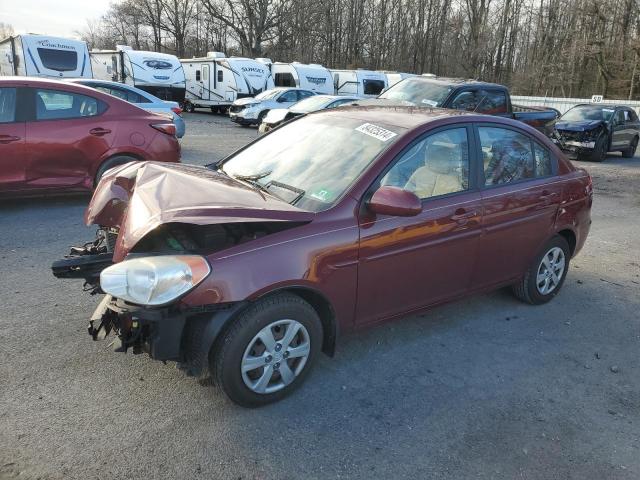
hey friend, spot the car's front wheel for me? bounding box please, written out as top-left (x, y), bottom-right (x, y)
top-left (212, 293), bottom-right (323, 407)
top-left (589, 133), bottom-right (608, 162)
top-left (512, 236), bottom-right (571, 305)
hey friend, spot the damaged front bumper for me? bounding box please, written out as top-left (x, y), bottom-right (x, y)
top-left (89, 294), bottom-right (186, 361)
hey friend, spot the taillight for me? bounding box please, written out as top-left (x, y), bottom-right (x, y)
top-left (151, 123), bottom-right (177, 136)
top-left (171, 106), bottom-right (183, 116)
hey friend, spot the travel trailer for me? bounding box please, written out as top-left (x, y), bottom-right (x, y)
top-left (382, 71), bottom-right (416, 88)
top-left (90, 46), bottom-right (185, 102)
top-left (181, 52), bottom-right (274, 112)
top-left (330, 69), bottom-right (388, 97)
top-left (0, 34), bottom-right (91, 78)
top-left (260, 60), bottom-right (333, 94)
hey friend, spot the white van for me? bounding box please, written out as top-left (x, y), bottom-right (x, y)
top-left (267, 61), bottom-right (333, 94)
top-left (90, 46), bottom-right (185, 102)
top-left (181, 52), bottom-right (274, 112)
top-left (0, 34), bottom-right (92, 78)
top-left (330, 69), bottom-right (388, 97)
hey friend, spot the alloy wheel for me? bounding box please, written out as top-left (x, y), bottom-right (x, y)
top-left (536, 246), bottom-right (566, 295)
top-left (241, 319), bottom-right (311, 394)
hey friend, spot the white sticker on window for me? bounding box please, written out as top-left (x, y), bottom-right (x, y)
top-left (355, 123), bottom-right (398, 142)
top-left (421, 99), bottom-right (438, 107)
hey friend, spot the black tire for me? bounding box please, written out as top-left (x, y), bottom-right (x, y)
top-left (211, 293), bottom-right (322, 407)
top-left (94, 155), bottom-right (137, 188)
top-left (589, 134), bottom-right (608, 162)
top-left (622, 136), bottom-right (638, 158)
top-left (184, 102), bottom-right (195, 113)
top-left (257, 110), bottom-right (268, 124)
top-left (512, 235), bottom-right (571, 305)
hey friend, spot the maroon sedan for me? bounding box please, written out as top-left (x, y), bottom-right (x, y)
top-left (0, 77), bottom-right (180, 197)
top-left (53, 107), bottom-right (592, 407)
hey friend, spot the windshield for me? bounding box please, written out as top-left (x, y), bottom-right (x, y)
top-left (220, 116), bottom-right (404, 212)
top-left (255, 89), bottom-right (280, 100)
top-left (291, 96), bottom-right (332, 112)
top-left (379, 78), bottom-right (452, 106)
top-left (561, 105), bottom-right (614, 122)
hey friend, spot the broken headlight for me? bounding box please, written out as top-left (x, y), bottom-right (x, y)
top-left (100, 256), bottom-right (210, 306)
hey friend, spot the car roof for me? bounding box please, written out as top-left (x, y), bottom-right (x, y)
top-left (571, 103), bottom-right (629, 110)
top-left (314, 105), bottom-right (510, 129)
top-left (405, 76), bottom-right (505, 90)
top-left (66, 79), bottom-right (159, 100)
top-left (0, 76), bottom-right (122, 97)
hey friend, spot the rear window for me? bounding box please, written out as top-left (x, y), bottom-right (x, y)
top-left (37, 48), bottom-right (78, 72)
top-left (35, 89), bottom-right (105, 120)
top-left (0, 88), bottom-right (17, 123)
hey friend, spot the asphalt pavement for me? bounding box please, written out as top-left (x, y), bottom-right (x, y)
top-left (1, 112), bottom-right (639, 479)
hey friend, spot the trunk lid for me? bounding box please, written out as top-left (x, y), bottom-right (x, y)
top-left (86, 161), bottom-right (314, 262)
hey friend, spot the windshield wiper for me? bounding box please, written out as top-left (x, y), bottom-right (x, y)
top-left (234, 170), bottom-right (272, 182)
top-left (265, 180), bottom-right (306, 205)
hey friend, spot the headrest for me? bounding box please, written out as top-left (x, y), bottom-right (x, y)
top-left (426, 144), bottom-right (455, 174)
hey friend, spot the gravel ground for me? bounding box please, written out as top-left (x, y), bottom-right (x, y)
top-left (1, 112), bottom-right (639, 480)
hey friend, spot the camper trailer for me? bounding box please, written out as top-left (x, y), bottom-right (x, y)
top-left (330, 69), bottom-right (388, 97)
top-left (0, 34), bottom-right (91, 78)
top-left (382, 71), bottom-right (416, 88)
top-left (181, 53), bottom-right (274, 112)
top-left (90, 46), bottom-right (185, 102)
top-left (267, 62), bottom-right (333, 94)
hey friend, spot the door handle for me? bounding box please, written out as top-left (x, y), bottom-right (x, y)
top-left (450, 208), bottom-right (478, 225)
top-left (89, 128), bottom-right (112, 136)
top-left (0, 135), bottom-right (20, 144)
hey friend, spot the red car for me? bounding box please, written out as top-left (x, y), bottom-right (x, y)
top-left (0, 77), bottom-right (180, 197)
top-left (53, 107), bottom-right (592, 407)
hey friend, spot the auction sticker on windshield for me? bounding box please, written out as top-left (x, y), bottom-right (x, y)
top-left (421, 99), bottom-right (438, 107)
top-left (355, 123), bottom-right (398, 142)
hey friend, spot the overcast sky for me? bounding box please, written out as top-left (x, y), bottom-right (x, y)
top-left (0, 0), bottom-right (113, 38)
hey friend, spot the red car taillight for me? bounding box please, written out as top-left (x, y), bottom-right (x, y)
top-left (151, 123), bottom-right (177, 136)
top-left (171, 106), bottom-right (183, 116)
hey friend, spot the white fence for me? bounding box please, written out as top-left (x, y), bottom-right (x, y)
top-left (511, 95), bottom-right (640, 115)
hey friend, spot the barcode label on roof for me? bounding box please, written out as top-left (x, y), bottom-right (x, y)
top-left (355, 123), bottom-right (398, 142)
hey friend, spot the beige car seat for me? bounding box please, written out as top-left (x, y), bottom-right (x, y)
top-left (404, 144), bottom-right (463, 198)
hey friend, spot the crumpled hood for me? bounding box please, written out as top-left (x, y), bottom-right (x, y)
top-left (233, 97), bottom-right (260, 107)
top-left (555, 120), bottom-right (605, 132)
top-left (86, 162), bottom-right (314, 262)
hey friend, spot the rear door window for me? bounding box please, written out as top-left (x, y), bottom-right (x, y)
top-left (35, 89), bottom-right (104, 120)
top-left (0, 88), bottom-right (17, 123)
top-left (479, 126), bottom-right (535, 185)
top-left (37, 48), bottom-right (78, 72)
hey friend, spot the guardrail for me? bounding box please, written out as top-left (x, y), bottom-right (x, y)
top-left (511, 95), bottom-right (640, 115)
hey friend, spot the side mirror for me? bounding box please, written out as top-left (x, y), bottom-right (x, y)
top-left (367, 186), bottom-right (422, 217)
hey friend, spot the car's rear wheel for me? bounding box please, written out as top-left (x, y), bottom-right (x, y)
top-left (212, 293), bottom-right (322, 407)
top-left (512, 236), bottom-right (571, 305)
top-left (94, 155), bottom-right (137, 188)
top-left (184, 102), bottom-right (195, 113)
top-left (622, 136), bottom-right (638, 158)
top-left (589, 134), bottom-right (608, 162)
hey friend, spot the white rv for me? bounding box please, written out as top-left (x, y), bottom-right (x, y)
top-left (0, 34), bottom-right (91, 78)
top-left (90, 46), bottom-right (185, 102)
top-left (382, 72), bottom-right (416, 88)
top-left (181, 53), bottom-right (274, 112)
top-left (267, 61), bottom-right (333, 94)
top-left (330, 69), bottom-right (388, 97)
